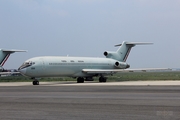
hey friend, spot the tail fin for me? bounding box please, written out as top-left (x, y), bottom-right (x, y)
top-left (0, 49), bottom-right (27, 66)
top-left (104, 41), bottom-right (152, 62)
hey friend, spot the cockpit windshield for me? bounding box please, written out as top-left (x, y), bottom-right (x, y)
top-left (18, 61), bottom-right (35, 70)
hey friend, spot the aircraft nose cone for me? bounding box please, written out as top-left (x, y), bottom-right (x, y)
top-left (18, 68), bottom-right (27, 75)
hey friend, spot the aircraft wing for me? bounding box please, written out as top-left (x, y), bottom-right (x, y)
top-left (0, 72), bottom-right (20, 75)
top-left (82, 68), bottom-right (171, 74)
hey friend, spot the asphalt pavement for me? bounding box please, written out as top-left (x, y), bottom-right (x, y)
top-left (0, 82), bottom-right (179, 120)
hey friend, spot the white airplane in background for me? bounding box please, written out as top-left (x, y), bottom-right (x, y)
top-left (18, 41), bottom-right (169, 85)
top-left (0, 49), bottom-right (26, 75)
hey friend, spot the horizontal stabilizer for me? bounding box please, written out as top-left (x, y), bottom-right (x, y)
top-left (115, 42), bottom-right (153, 47)
top-left (1, 49), bottom-right (27, 52)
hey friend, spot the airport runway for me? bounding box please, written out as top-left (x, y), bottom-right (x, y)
top-left (0, 81), bottom-right (180, 120)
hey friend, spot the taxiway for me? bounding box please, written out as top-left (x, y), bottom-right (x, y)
top-left (0, 81), bottom-right (179, 120)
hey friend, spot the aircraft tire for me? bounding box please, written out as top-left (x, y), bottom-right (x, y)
top-left (32, 80), bottom-right (39, 85)
top-left (77, 77), bottom-right (84, 83)
top-left (99, 77), bottom-right (107, 82)
top-left (99, 77), bottom-right (103, 82)
top-left (103, 78), bottom-right (107, 82)
top-left (36, 81), bottom-right (39, 85)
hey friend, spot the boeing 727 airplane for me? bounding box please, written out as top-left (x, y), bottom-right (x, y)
top-left (0, 49), bottom-right (26, 75)
top-left (18, 41), bottom-right (168, 85)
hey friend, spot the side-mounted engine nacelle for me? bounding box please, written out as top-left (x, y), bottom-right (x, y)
top-left (104, 51), bottom-right (116, 57)
top-left (114, 61), bottom-right (130, 69)
top-left (104, 51), bottom-right (121, 60)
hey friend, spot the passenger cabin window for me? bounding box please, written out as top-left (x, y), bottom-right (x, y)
top-left (78, 60), bottom-right (84, 62)
top-left (31, 67), bottom-right (35, 70)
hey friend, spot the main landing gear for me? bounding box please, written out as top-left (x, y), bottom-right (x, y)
top-left (33, 80), bottom-right (39, 85)
top-left (32, 78), bottom-right (39, 85)
top-left (77, 77), bottom-right (84, 83)
top-left (99, 76), bottom-right (107, 82)
top-left (77, 76), bottom-right (107, 83)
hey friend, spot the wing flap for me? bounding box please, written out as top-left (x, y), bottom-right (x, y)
top-left (0, 72), bottom-right (20, 75)
top-left (82, 68), bottom-right (171, 74)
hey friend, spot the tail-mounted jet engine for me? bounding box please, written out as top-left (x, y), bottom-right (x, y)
top-left (104, 51), bottom-right (116, 57)
top-left (104, 51), bottom-right (121, 60)
top-left (114, 61), bottom-right (130, 69)
top-left (104, 51), bottom-right (130, 69)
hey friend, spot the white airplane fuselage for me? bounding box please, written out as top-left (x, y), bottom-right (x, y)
top-left (19, 56), bottom-right (128, 78)
top-left (18, 41), bottom-right (155, 85)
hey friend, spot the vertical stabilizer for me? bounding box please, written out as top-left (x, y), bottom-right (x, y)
top-left (0, 49), bottom-right (27, 66)
top-left (104, 41), bottom-right (152, 62)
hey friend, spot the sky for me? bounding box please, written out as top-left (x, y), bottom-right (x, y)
top-left (0, 0), bottom-right (180, 69)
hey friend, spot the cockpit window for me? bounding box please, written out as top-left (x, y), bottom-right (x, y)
top-left (18, 61), bottom-right (34, 70)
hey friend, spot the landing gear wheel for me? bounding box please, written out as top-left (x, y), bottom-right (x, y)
top-left (77, 77), bottom-right (84, 83)
top-left (32, 80), bottom-right (39, 85)
top-left (99, 77), bottom-right (107, 82)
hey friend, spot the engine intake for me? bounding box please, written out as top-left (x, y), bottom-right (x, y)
top-left (115, 62), bottom-right (119, 66)
top-left (104, 51), bottom-right (108, 56)
top-left (103, 51), bottom-right (120, 60)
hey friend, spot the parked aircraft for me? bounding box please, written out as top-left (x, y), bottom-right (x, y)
top-left (0, 49), bottom-right (26, 75)
top-left (18, 41), bottom-right (169, 85)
